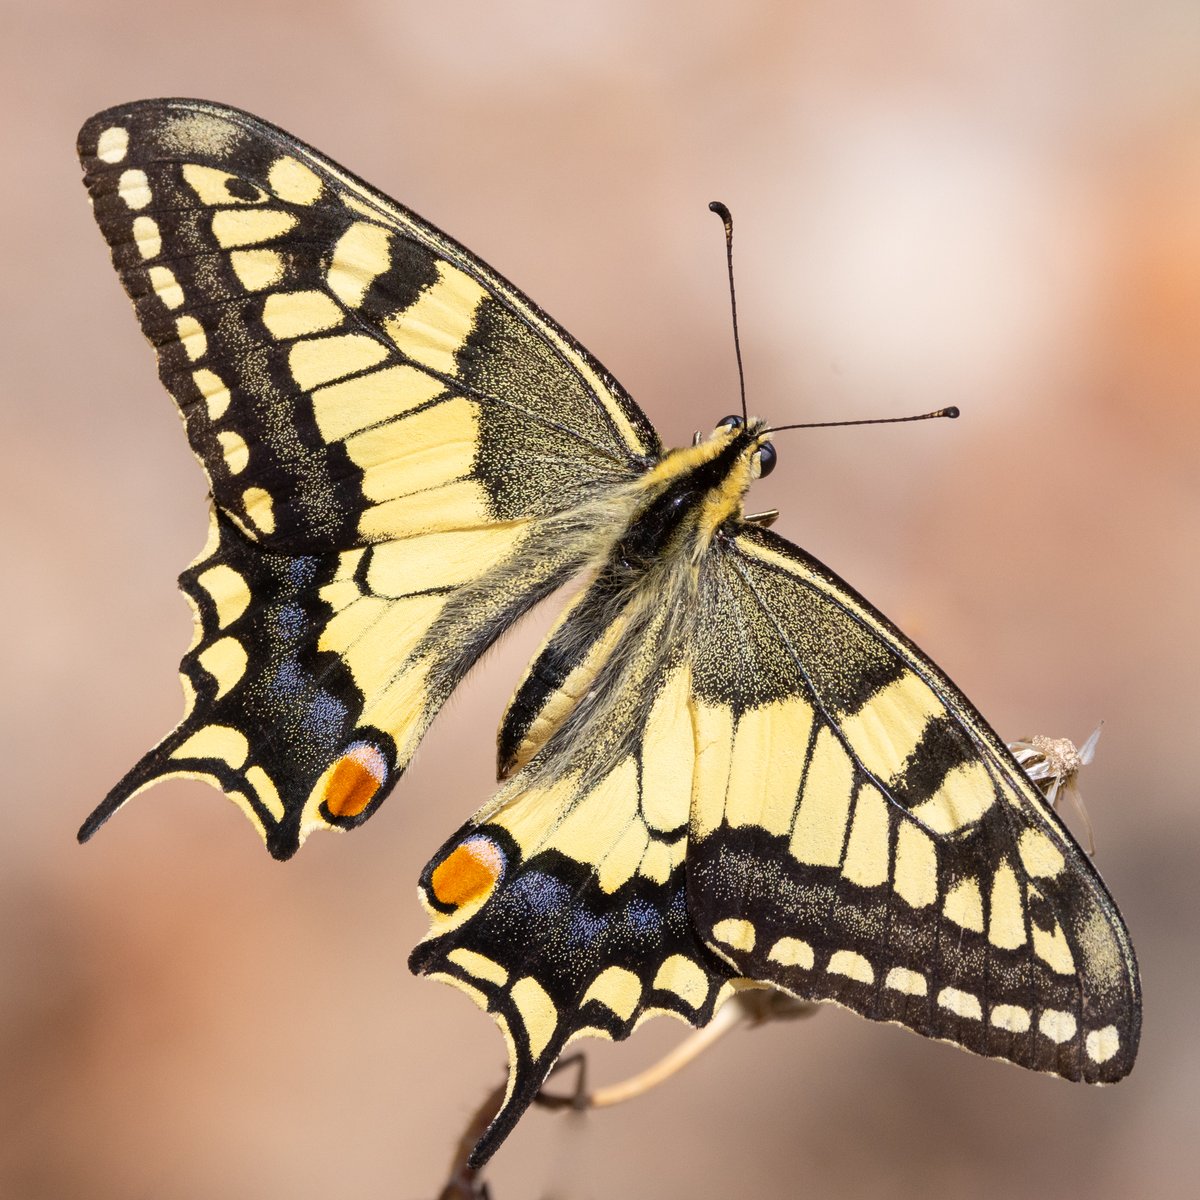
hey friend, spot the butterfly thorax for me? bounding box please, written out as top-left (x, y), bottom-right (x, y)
top-left (490, 420), bottom-right (770, 792)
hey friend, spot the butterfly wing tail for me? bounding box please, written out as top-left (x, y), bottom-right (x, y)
top-left (79, 721), bottom-right (308, 861)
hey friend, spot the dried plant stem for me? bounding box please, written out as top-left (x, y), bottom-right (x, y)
top-left (537, 990), bottom-right (818, 1111)
top-left (588, 1000), bottom-right (745, 1107)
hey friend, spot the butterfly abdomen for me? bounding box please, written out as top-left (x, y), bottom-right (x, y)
top-left (494, 425), bottom-right (767, 784)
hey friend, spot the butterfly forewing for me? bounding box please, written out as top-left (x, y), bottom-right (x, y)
top-left (77, 99), bottom-right (659, 857)
top-left (686, 525), bottom-right (1139, 1083)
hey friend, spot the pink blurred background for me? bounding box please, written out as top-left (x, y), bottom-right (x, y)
top-left (4, 2), bottom-right (1198, 1196)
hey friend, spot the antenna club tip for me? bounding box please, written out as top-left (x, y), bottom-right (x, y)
top-left (709, 200), bottom-right (731, 220)
top-left (942, 406), bottom-right (960, 419)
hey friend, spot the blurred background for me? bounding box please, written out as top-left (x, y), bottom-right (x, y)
top-left (3, 1), bottom-right (1198, 1196)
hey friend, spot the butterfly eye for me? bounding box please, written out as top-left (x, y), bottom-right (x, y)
top-left (717, 414), bottom-right (743, 431)
top-left (756, 441), bottom-right (777, 477)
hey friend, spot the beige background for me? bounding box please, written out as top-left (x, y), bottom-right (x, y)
top-left (4, 1), bottom-right (1198, 1196)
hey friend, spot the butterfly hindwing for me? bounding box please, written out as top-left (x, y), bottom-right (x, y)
top-left (77, 99), bottom-right (660, 856)
top-left (411, 472), bottom-right (782, 1163)
top-left (686, 525), bottom-right (1140, 1082)
top-left (84, 507), bottom-right (584, 858)
top-left (412, 658), bottom-right (736, 1165)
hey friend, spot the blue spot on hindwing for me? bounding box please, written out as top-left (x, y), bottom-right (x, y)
top-left (622, 898), bottom-right (662, 943)
top-left (508, 871), bottom-right (572, 918)
top-left (276, 602), bottom-right (306, 641)
top-left (289, 557), bottom-right (318, 587)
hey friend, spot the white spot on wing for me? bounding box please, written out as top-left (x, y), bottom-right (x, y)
top-left (652, 955), bottom-right (709, 1008)
top-left (148, 265), bottom-right (183, 310)
top-left (268, 155), bottom-right (324, 204)
top-left (884, 966), bottom-right (927, 996)
top-left (990, 1004), bottom-right (1031, 1033)
top-left (230, 249), bottom-right (284, 292)
top-left (175, 315), bottom-right (207, 360)
top-left (97, 126), bottom-right (129, 163)
top-left (1018, 828), bottom-right (1066, 878)
top-left (132, 215), bottom-right (160, 258)
top-left (767, 937), bottom-right (814, 969)
top-left (192, 369), bottom-right (231, 419)
top-left (1086, 1025), bottom-right (1119, 1063)
top-left (827, 950), bottom-right (873, 984)
top-left (711, 918), bottom-right (756, 953)
top-left (118, 169), bottom-right (151, 210)
top-left (937, 987), bottom-right (982, 1020)
top-left (447, 948), bottom-right (509, 987)
top-left (1038, 1009), bottom-right (1077, 1044)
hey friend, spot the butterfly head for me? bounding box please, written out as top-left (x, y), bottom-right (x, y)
top-left (631, 415), bottom-right (779, 560)
top-left (713, 414), bottom-right (777, 479)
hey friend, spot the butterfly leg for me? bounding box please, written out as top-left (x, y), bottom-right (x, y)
top-left (743, 509), bottom-right (779, 527)
top-left (534, 1053), bottom-right (590, 1111)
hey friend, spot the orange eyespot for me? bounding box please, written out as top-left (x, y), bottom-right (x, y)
top-left (430, 835), bottom-right (506, 910)
top-left (322, 742), bottom-right (388, 818)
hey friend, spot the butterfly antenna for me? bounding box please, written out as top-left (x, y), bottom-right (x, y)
top-left (768, 407), bottom-right (959, 434)
top-left (710, 201), bottom-right (748, 424)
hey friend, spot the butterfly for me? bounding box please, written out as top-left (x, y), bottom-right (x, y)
top-left (77, 99), bottom-right (1141, 1166)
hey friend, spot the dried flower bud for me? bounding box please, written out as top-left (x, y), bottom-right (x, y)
top-left (1009, 726), bottom-right (1101, 855)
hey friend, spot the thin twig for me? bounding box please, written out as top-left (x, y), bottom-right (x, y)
top-left (437, 1081), bottom-right (505, 1200)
